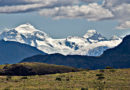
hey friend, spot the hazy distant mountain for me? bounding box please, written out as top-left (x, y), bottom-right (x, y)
top-left (21, 35), bottom-right (130, 69)
top-left (0, 23), bottom-right (122, 56)
top-left (0, 40), bottom-right (46, 64)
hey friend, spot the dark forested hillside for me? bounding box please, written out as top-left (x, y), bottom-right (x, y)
top-left (21, 35), bottom-right (130, 69)
top-left (0, 62), bottom-right (80, 76)
top-left (0, 40), bottom-right (46, 64)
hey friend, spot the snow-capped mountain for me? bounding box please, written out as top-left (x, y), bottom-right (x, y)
top-left (0, 23), bottom-right (122, 56)
top-left (0, 24), bottom-right (49, 46)
top-left (110, 35), bottom-right (121, 40)
top-left (83, 30), bottom-right (107, 43)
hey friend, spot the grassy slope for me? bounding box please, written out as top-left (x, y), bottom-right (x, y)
top-left (0, 65), bottom-right (5, 69)
top-left (0, 68), bottom-right (130, 89)
top-left (0, 63), bottom-right (79, 76)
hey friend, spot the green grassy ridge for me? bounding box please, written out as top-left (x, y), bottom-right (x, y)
top-left (0, 68), bottom-right (130, 89)
top-left (0, 62), bottom-right (80, 76)
top-left (0, 65), bottom-right (5, 69)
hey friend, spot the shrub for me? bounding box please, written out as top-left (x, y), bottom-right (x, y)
top-left (105, 66), bottom-right (113, 69)
top-left (96, 73), bottom-right (104, 77)
top-left (14, 80), bottom-right (19, 82)
top-left (55, 77), bottom-right (62, 81)
top-left (81, 88), bottom-right (88, 90)
top-left (21, 76), bottom-right (28, 79)
top-left (97, 76), bottom-right (105, 80)
top-left (6, 76), bottom-right (12, 81)
top-left (99, 69), bottom-right (105, 73)
top-left (66, 78), bottom-right (70, 81)
top-left (96, 73), bottom-right (105, 80)
top-left (86, 68), bottom-right (90, 71)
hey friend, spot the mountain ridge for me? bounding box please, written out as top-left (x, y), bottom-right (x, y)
top-left (0, 23), bottom-right (122, 56)
top-left (21, 35), bottom-right (130, 69)
top-left (0, 40), bottom-right (46, 64)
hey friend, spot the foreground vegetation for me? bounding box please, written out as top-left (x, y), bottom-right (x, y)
top-left (0, 67), bottom-right (130, 89)
top-left (0, 63), bottom-right (79, 76)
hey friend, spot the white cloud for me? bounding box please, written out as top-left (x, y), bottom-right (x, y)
top-left (112, 4), bottom-right (130, 21)
top-left (0, 0), bottom-right (77, 13)
top-left (116, 21), bottom-right (130, 29)
top-left (0, 4), bottom-right (44, 13)
top-left (103, 0), bottom-right (130, 29)
top-left (0, 0), bottom-right (130, 30)
top-left (103, 0), bottom-right (130, 8)
top-left (80, 0), bottom-right (99, 3)
top-left (40, 3), bottom-right (113, 21)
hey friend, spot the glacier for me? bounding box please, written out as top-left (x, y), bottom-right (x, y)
top-left (0, 23), bottom-right (122, 56)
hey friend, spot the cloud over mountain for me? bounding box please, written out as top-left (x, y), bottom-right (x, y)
top-left (116, 21), bottom-right (130, 30)
top-left (0, 0), bottom-right (130, 29)
top-left (80, 0), bottom-right (99, 3)
top-left (39, 3), bottom-right (113, 21)
top-left (0, 0), bottom-right (77, 13)
top-left (103, 0), bottom-right (130, 29)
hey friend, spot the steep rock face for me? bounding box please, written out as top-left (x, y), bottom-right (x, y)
top-left (0, 40), bottom-right (46, 64)
top-left (103, 35), bottom-right (130, 55)
top-left (21, 35), bottom-right (130, 69)
top-left (0, 24), bottom-right (122, 56)
top-left (99, 35), bottom-right (130, 68)
top-left (83, 30), bottom-right (107, 43)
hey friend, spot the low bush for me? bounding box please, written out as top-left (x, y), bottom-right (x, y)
top-left (96, 73), bottom-right (105, 80)
top-left (97, 76), bottom-right (105, 80)
top-left (96, 73), bottom-right (104, 77)
top-left (55, 77), bottom-right (62, 81)
top-left (6, 76), bottom-right (12, 81)
top-left (105, 66), bottom-right (113, 69)
top-left (99, 69), bottom-right (105, 73)
top-left (81, 88), bottom-right (88, 90)
top-left (66, 78), bottom-right (70, 81)
top-left (21, 76), bottom-right (28, 79)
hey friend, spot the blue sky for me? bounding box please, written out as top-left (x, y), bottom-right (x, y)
top-left (0, 0), bottom-right (129, 38)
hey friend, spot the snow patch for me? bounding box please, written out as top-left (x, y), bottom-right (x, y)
top-left (0, 24), bottom-right (123, 56)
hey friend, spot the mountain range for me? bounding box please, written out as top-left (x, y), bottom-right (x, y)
top-left (0, 40), bottom-right (46, 64)
top-left (21, 35), bottom-right (130, 69)
top-left (0, 23), bottom-right (122, 56)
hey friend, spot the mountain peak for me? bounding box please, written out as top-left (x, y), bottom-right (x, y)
top-left (0, 24), bottom-right (49, 47)
top-left (0, 24), bottom-right (122, 56)
top-left (15, 23), bottom-right (38, 33)
top-left (83, 30), bottom-right (107, 42)
top-left (83, 30), bottom-right (98, 38)
top-left (87, 30), bottom-right (97, 33)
